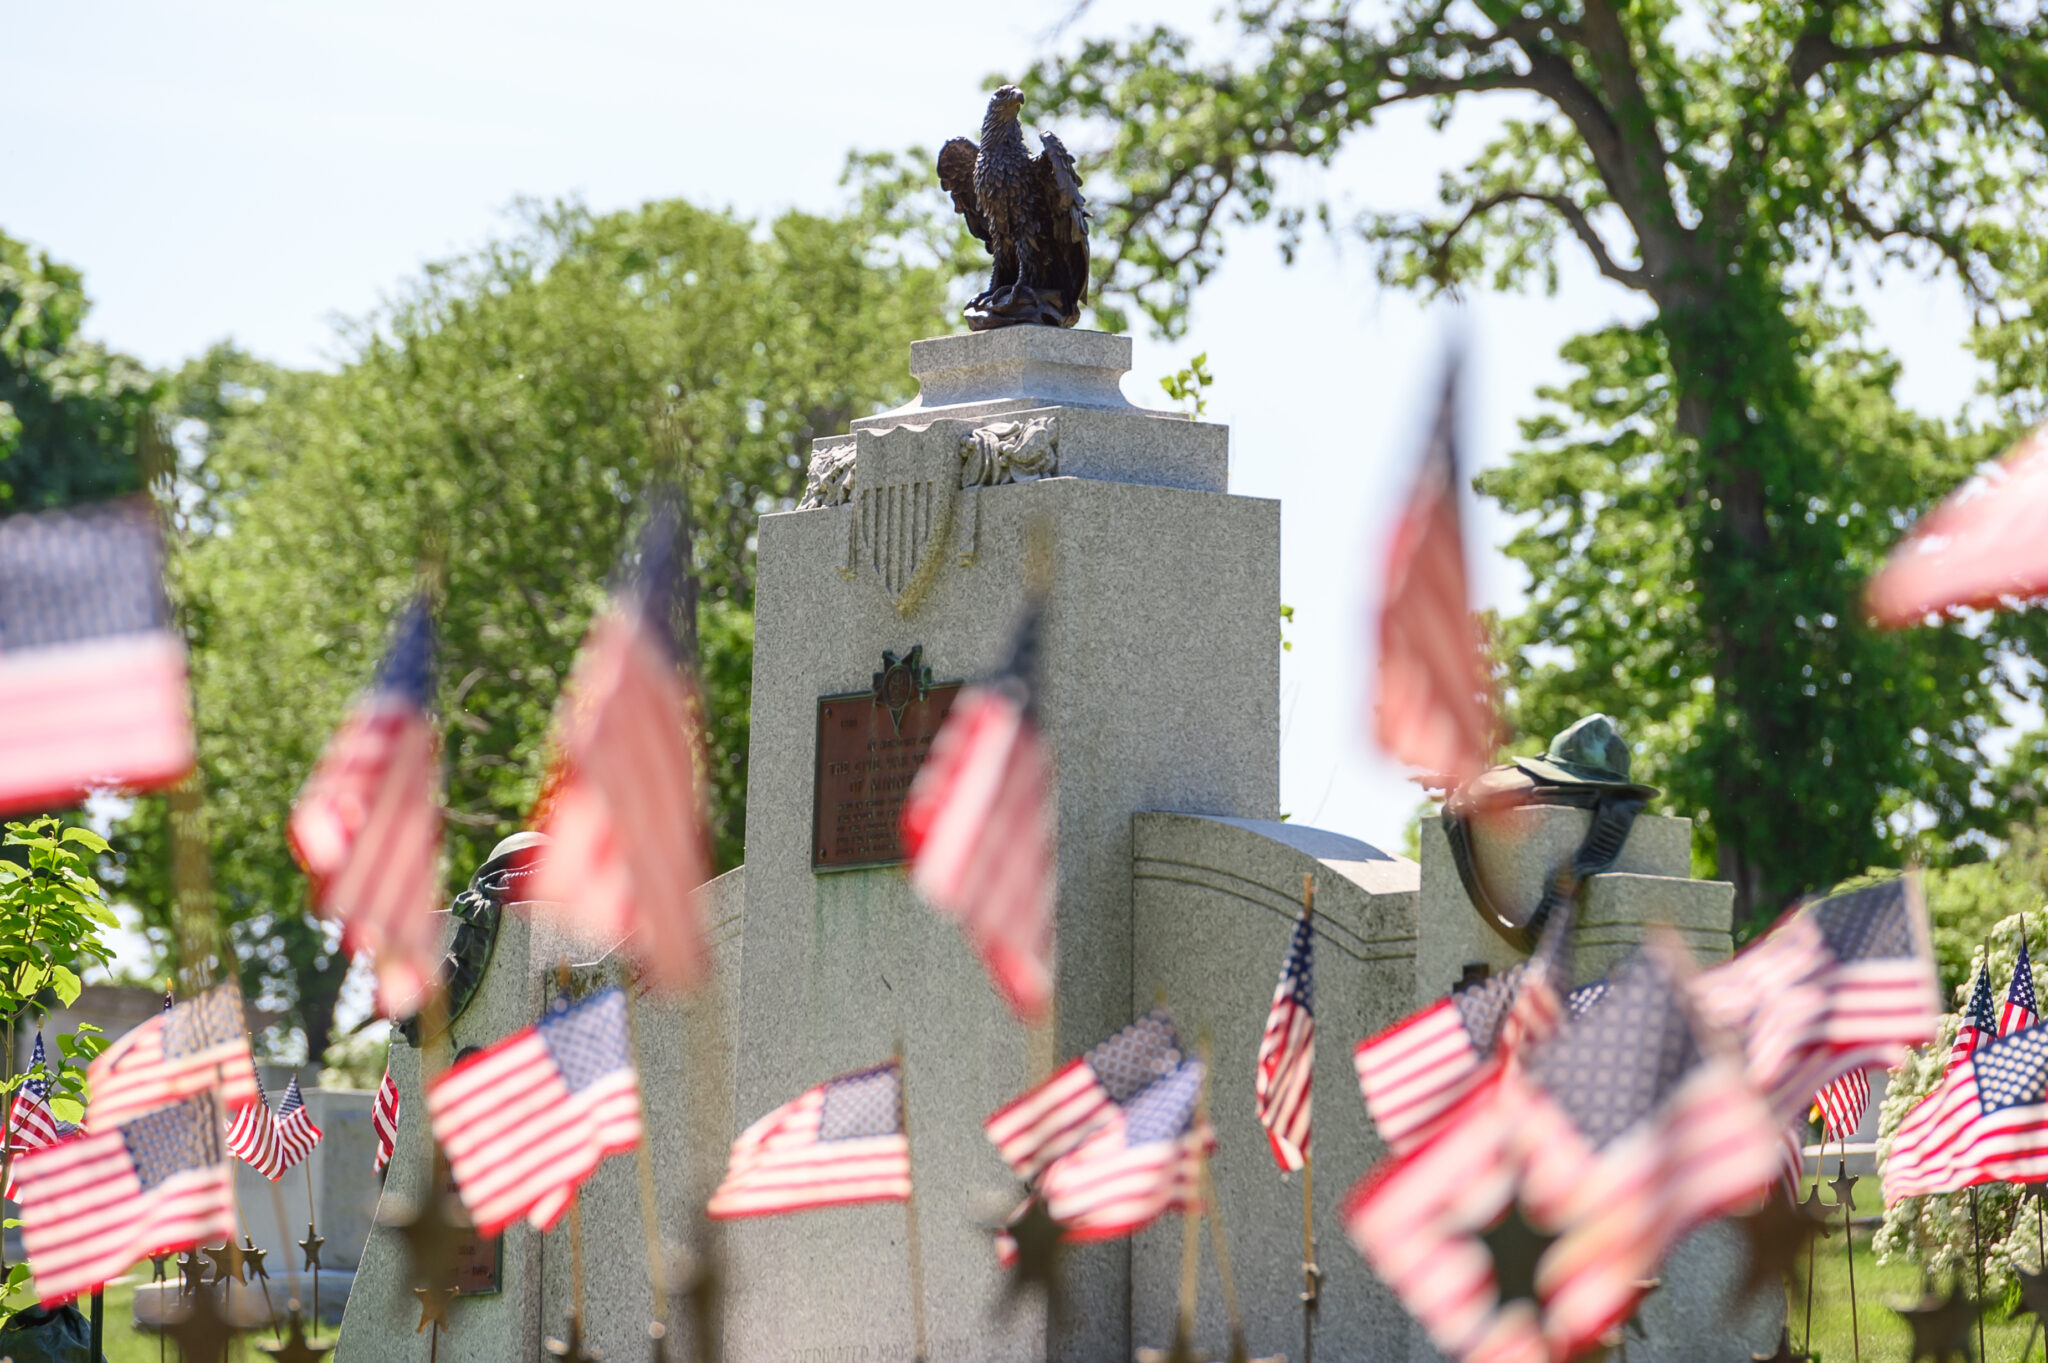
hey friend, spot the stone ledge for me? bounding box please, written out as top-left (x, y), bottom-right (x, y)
top-left (859, 327), bottom-right (1188, 428)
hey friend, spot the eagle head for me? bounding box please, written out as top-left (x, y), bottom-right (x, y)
top-left (985, 85), bottom-right (1026, 125)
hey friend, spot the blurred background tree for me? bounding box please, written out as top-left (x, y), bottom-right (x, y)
top-left (109, 186), bottom-right (955, 1064)
top-left (0, 229), bottom-right (158, 511)
top-left (1024, 0), bottom-right (2048, 927)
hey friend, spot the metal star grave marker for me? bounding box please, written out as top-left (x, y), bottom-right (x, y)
top-left (239, 1235), bottom-right (270, 1283)
top-left (999, 1196), bottom-right (1067, 1325)
top-left (165, 1275), bottom-right (238, 1363)
top-left (413, 1285), bottom-right (459, 1333)
top-left (298, 1223), bottom-right (326, 1273)
top-left (201, 1241), bottom-right (240, 1286)
top-left (1480, 1202), bottom-right (1558, 1309)
top-left (177, 1249), bottom-right (205, 1297)
top-left (1892, 1280), bottom-right (1977, 1363)
top-left (1731, 1193), bottom-right (1828, 1302)
top-left (257, 1309), bottom-right (334, 1363)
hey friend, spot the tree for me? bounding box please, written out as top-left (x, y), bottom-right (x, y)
top-left (0, 229), bottom-right (158, 511)
top-left (0, 817), bottom-right (118, 1320)
top-left (115, 190), bottom-right (954, 1064)
top-left (1025, 0), bottom-right (2048, 919)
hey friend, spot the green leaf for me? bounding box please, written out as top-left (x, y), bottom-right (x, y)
top-left (59, 826), bottom-right (109, 854)
top-left (48, 1094), bottom-right (83, 1123)
top-left (48, 963), bottom-right (80, 1007)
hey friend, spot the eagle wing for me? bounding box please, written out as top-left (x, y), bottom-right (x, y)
top-left (1031, 131), bottom-right (1091, 313)
top-left (937, 137), bottom-right (990, 245)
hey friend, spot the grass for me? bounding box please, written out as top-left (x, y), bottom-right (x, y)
top-left (66, 1280), bottom-right (339, 1363)
top-left (1788, 1176), bottom-right (2038, 1363)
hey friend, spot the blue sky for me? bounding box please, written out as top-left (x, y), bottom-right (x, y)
top-left (7, 0), bottom-right (1989, 867)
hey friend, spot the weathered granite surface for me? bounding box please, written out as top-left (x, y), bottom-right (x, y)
top-left (1131, 813), bottom-right (1419, 1362)
top-left (729, 367), bottom-right (1279, 1363)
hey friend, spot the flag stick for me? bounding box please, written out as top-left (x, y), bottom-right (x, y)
top-left (304, 1161), bottom-right (320, 1330)
top-left (1198, 1162), bottom-right (1246, 1363)
top-left (234, 1195), bottom-right (284, 1340)
top-left (1297, 873), bottom-right (1320, 1363)
top-left (555, 962), bottom-right (590, 1343)
top-left (625, 988), bottom-right (672, 1355)
top-left (88, 1286), bottom-right (102, 1362)
top-left (1803, 1138), bottom-right (1819, 1354)
top-left (1839, 1138), bottom-right (1858, 1363)
top-left (1175, 1164), bottom-right (1202, 1358)
top-left (1970, 1184), bottom-right (1986, 1363)
top-left (893, 1044), bottom-right (929, 1363)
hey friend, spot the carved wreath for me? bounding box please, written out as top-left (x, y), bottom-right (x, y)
top-left (797, 416), bottom-right (1059, 509)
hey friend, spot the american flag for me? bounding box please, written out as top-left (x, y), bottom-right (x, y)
top-left (289, 597), bottom-right (444, 1019)
top-left (1867, 421), bottom-right (2048, 626)
top-left (372, 1066), bottom-right (400, 1174)
top-left (224, 1068), bottom-right (281, 1179)
top-left (15, 1092), bottom-right (234, 1304)
top-left (2004, 940), bottom-right (2040, 1037)
top-left (1885, 1021), bottom-right (2048, 1202)
top-left (1815, 1069), bottom-right (1871, 1143)
top-left (5, 1034), bottom-right (72, 1199)
top-left (706, 1061), bottom-right (911, 1219)
top-left (901, 597), bottom-right (1055, 1023)
top-left (428, 986), bottom-right (643, 1236)
top-left (985, 1011), bottom-right (1186, 1182)
top-left (86, 983), bottom-right (260, 1131)
top-left (1950, 964), bottom-right (1997, 1072)
top-left (1344, 941), bottom-right (1779, 1362)
top-left (1352, 904), bottom-right (1581, 1158)
top-left (531, 498), bottom-right (714, 993)
top-left (273, 1075), bottom-right (323, 1174)
top-left (1032, 1054), bottom-right (1208, 1247)
top-left (1256, 904), bottom-right (1314, 1172)
top-left (0, 499), bottom-right (194, 815)
top-left (1693, 876), bottom-right (1938, 1124)
top-left (1372, 356), bottom-right (1495, 786)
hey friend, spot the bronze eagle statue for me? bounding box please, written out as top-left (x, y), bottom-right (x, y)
top-left (938, 85), bottom-right (1090, 331)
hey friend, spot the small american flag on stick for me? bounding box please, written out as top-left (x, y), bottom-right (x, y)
top-left (372, 1066), bottom-right (400, 1174)
top-left (1693, 876), bottom-right (1938, 1124)
top-left (15, 1092), bottom-right (234, 1304)
top-left (4, 1033), bottom-right (73, 1200)
top-left (901, 597), bottom-right (1055, 1022)
top-left (86, 983), bottom-right (259, 1131)
top-left (1950, 965), bottom-right (1998, 1071)
top-left (1345, 941), bottom-right (1779, 1362)
top-left (289, 598), bottom-right (443, 1019)
top-left (2004, 939), bottom-right (2039, 1037)
top-left (1372, 356), bottom-right (1496, 786)
top-left (1256, 899), bottom-right (1314, 1173)
top-left (531, 496), bottom-right (714, 993)
top-left (1353, 902), bottom-right (1580, 1158)
top-left (0, 499), bottom-right (194, 814)
top-left (224, 1068), bottom-right (280, 1179)
top-left (273, 1074), bottom-right (323, 1174)
top-left (428, 987), bottom-right (644, 1236)
top-left (985, 1011), bottom-right (1186, 1182)
top-left (1814, 1069), bottom-right (1871, 1143)
top-left (1885, 1021), bottom-right (2048, 1202)
top-left (1029, 1054), bottom-right (1207, 1249)
top-left (706, 1061), bottom-right (911, 1219)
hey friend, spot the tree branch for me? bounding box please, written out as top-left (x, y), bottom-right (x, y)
top-left (1429, 189), bottom-right (1652, 292)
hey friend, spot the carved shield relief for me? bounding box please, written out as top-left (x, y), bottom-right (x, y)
top-left (841, 426), bottom-right (959, 615)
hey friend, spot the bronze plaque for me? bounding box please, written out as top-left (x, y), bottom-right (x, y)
top-left (813, 650), bottom-right (961, 872)
top-left (451, 1223), bottom-right (502, 1296)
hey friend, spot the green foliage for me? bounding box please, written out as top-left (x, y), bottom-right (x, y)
top-left (1159, 352), bottom-right (1214, 418)
top-left (0, 230), bottom-right (159, 511)
top-left (1024, 0), bottom-right (2048, 918)
top-left (1479, 314), bottom-right (2048, 921)
top-left (0, 817), bottom-right (117, 1312)
top-left (112, 193), bottom-right (951, 1062)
